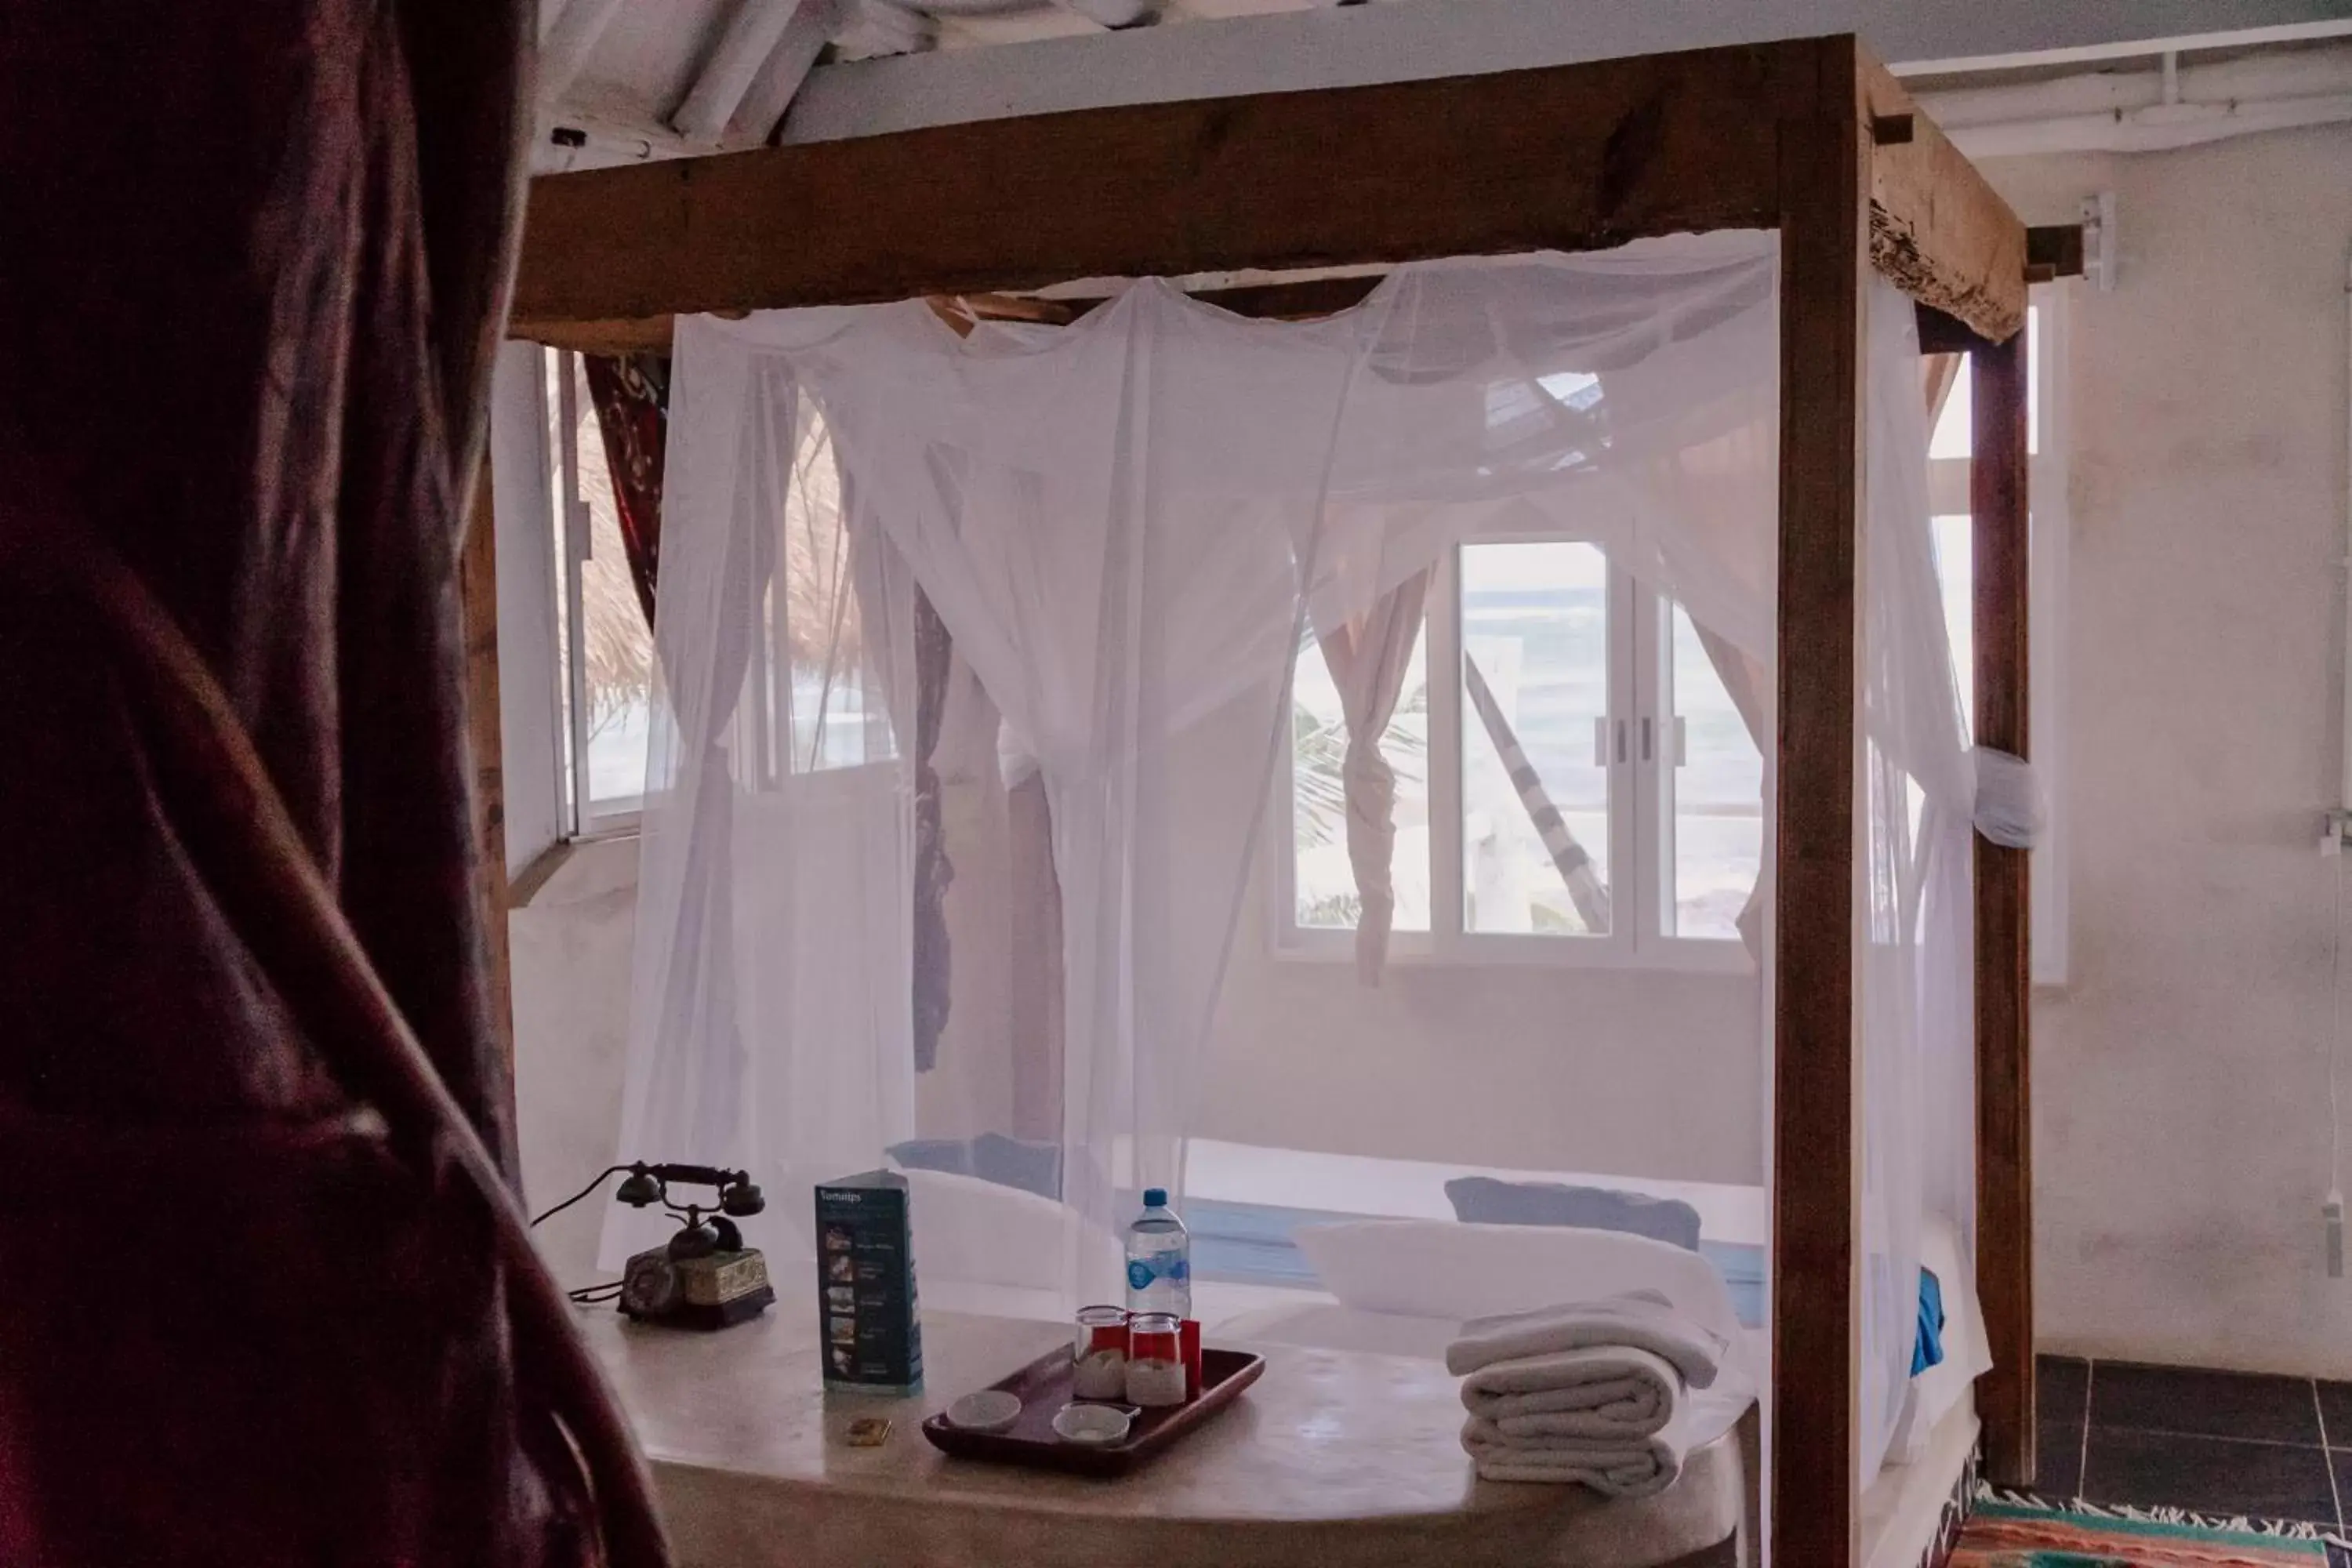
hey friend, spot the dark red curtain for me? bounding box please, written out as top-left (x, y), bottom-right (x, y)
top-left (0, 5), bottom-right (658, 1564)
top-left (584, 354), bottom-right (669, 627)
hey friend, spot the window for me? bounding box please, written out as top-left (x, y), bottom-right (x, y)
top-left (754, 388), bottom-right (900, 782)
top-left (1924, 288), bottom-right (2071, 985)
top-left (1279, 287), bottom-right (2070, 975)
top-left (1279, 534), bottom-right (1762, 969)
top-left (547, 348), bottom-right (652, 834)
top-left (514, 350), bottom-right (895, 846)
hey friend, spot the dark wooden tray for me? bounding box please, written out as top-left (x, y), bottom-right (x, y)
top-left (920, 1344), bottom-right (1265, 1477)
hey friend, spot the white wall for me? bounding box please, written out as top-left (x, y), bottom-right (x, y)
top-left (512, 836), bottom-right (640, 1292)
top-left (1987, 125), bottom-right (2352, 1375)
top-left (1194, 868), bottom-right (1762, 1187)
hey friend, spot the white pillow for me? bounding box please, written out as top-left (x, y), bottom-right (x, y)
top-left (898, 1166), bottom-right (1120, 1295)
top-left (1292, 1219), bottom-right (1747, 1360)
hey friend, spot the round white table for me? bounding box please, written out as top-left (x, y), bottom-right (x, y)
top-left (577, 1298), bottom-right (1751, 1567)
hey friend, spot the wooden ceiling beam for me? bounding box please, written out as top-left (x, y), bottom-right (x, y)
top-left (1860, 45), bottom-right (2029, 341)
top-left (512, 41), bottom-right (1798, 334)
top-left (514, 37), bottom-right (2029, 344)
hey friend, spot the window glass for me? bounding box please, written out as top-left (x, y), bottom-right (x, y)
top-left (1291, 625), bottom-right (1430, 931)
top-left (566, 355), bottom-right (652, 818)
top-left (1665, 604), bottom-right (1763, 940)
top-left (1460, 541), bottom-right (1610, 936)
top-left (771, 401), bottom-right (898, 775)
top-left (545, 351), bottom-right (576, 819)
top-left (1927, 305), bottom-right (2040, 461)
top-left (1933, 514), bottom-right (1974, 733)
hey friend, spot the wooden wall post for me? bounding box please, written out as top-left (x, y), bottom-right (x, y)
top-left (461, 461), bottom-right (517, 1082)
top-left (1770, 35), bottom-right (1869, 1566)
top-left (1971, 325), bottom-right (2034, 1486)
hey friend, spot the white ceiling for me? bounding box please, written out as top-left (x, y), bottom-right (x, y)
top-left (532, 0), bottom-right (2352, 169)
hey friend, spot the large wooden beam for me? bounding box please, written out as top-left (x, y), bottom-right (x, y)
top-left (516, 38), bottom-right (2022, 344)
top-left (1970, 323), bottom-right (2035, 1487)
top-left (1861, 49), bottom-right (2028, 341)
top-left (514, 42), bottom-right (1800, 332)
top-left (1770, 34), bottom-right (1868, 1567)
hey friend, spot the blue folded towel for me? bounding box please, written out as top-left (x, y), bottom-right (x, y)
top-left (1913, 1267), bottom-right (1947, 1375)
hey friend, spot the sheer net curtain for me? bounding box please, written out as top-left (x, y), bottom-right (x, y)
top-left (611, 240), bottom-right (1798, 1290)
top-left (607, 243), bottom-right (1976, 1476)
top-left (1857, 280), bottom-right (1982, 1483)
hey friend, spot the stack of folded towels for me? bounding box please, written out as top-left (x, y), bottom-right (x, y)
top-left (1446, 1289), bottom-right (1729, 1498)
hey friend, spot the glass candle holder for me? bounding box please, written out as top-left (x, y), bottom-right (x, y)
top-left (1124, 1312), bottom-right (1186, 1406)
top-left (1072, 1305), bottom-right (1130, 1400)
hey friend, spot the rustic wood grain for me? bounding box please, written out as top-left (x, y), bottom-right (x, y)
top-left (1771, 34), bottom-right (1867, 1567)
top-left (512, 44), bottom-right (1798, 329)
top-left (1860, 49), bottom-right (2028, 343)
top-left (1971, 324), bottom-right (2034, 1487)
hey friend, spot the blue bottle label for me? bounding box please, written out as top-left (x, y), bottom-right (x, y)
top-left (1127, 1255), bottom-right (1189, 1292)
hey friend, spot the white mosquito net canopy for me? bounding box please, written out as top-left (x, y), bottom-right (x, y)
top-left (604, 230), bottom-right (1981, 1488)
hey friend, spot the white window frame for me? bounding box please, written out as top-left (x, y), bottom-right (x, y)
top-left (1273, 521), bottom-right (1755, 975)
top-left (495, 345), bottom-right (647, 843)
top-left (1926, 283), bottom-right (2071, 986)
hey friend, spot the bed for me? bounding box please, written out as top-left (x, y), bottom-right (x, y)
top-left (509, 32), bottom-right (2045, 1563)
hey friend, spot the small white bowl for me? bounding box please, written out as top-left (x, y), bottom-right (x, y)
top-left (946, 1390), bottom-right (1023, 1433)
top-left (1051, 1403), bottom-right (1131, 1446)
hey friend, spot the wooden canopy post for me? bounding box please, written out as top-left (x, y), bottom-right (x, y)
top-left (1770, 35), bottom-right (1870, 1565)
top-left (1970, 322), bottom-right (2034, 1487)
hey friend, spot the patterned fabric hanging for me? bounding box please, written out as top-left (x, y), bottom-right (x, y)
top-left (913, 593), bottom-right (955, 1072)
top-left (583, 353), bottom-right (669, 627)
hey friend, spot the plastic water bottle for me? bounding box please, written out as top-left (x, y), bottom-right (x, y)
top-left (1124, 1188), bottom-right (1192, 1318)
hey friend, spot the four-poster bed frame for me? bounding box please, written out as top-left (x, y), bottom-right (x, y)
top-left (496, 34), bottom-right (2047, 1563)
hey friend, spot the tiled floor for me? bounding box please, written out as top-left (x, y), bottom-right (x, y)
top-left (2035, 1353), bottom-right (2350, 1531)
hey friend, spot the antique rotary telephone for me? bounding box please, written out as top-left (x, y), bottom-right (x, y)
top-left (536, 1161), bottom-right (776, 1329)
top-left (613, 1162), bottom-right (776, 1328)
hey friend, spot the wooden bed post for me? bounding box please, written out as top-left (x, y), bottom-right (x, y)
top-left (1771, 34), bottom-right (1869, 1566)
top-left (1971, 324), bottom-right (2034, 1486)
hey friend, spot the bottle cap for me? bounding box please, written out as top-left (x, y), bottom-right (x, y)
top-left (1142, 1188), bottom-right (1167, 1208)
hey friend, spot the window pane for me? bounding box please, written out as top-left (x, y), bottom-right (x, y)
top-left (1291, 624), bottom-right (1430, 931)
top-left (1928, 303), bottom-right (2040, 460)
top-left (545, 350), bottom-right (576, 821)
top-left (1666, 604), bottom-right (1763, 940)
top-left (1933, 514), bottom-right (1973, 733)
top-left (1929, 354), bottom-right (1971, 459)
top-left (1460, 541), bottom-right (1610, 936)
top-left (774, 401), bottom-right (898, 775)
top-left (569, 356), bottom-right (652, 815)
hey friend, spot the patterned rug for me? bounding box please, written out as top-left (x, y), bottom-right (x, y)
top-left (1954, 1489), bottom-right (2332, 1566)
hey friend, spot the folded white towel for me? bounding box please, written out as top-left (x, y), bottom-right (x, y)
top-left (1445, 1290), bottom-right (1726, 1391)
top-left (1461, 1344), bottom-right (1680, 1439)
top-left (1461, 1405), bottom-right (1693, 1498)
